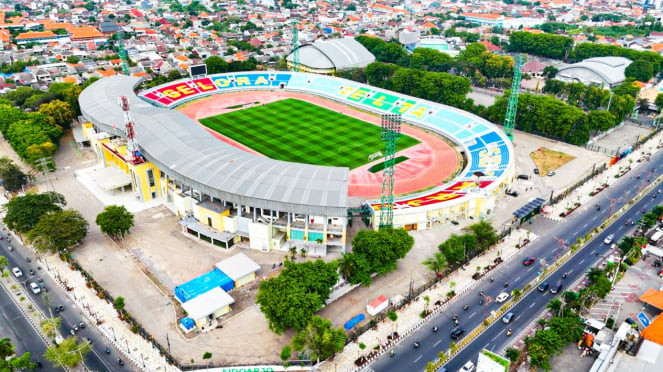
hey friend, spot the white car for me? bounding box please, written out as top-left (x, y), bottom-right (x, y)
top-left (496, 292), bottom-right (509, 303)
top-left (459, 361), bottom-right (476, 372)
top-left (29, 282), bottom-right (41, 294)
top-left (603, 234), bottom-right (614, 244)
top-left (11, 267), bottom-right (22, 277)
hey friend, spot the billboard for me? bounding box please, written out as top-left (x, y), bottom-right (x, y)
top-left (189, 63), bottom-right (207, 77)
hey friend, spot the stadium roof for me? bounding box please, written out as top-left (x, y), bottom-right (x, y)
top-left (78, 75), bottom-right (349, 216)
top-left (556, 57), bottom-right (632, 87)
top-left (287, 37), bottom-right (375, 70)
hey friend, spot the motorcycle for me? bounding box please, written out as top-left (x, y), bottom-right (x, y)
top-left (432, 326), bottom-right (438, 333)
top-left (479, 299), bottom-right (484, 305)
top-left (463, 304), bottom-right (469, 310)
top-left (413, 342), bottom-right (420, 349)
top-left (105, 348), bottom-right (111, 354)
top-left (504, 282), bottom-right (509, 288)
top-left (390, 350), bottom-right (396, 357)
top-left (118, 359), bottom-right (124, 366)
top-left (562, 272), bottom-right (568, 279)
top-left (506, 329), bottom-right (513, 337)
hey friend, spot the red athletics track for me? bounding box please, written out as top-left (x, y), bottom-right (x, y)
top-left (177, 91), bottom-right (460, 199)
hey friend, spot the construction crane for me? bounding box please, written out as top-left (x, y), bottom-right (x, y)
top-left (503, 54), bottom-right (523, 141)
top-left (291, 20), bottom-right (300, 72)
top-left (379, 114), bottom-right (402, 229)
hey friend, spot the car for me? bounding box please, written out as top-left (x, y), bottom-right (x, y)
top-left (547, 171), bottom-right (556, 176)
top-left (450, 327), bottom-right (465, 339)
top-left (516, 174), bottom-right (530, 180)
top-left (496, 292), bottom-right (509, 303)
top-left (505, 189), bottom-right (519, 197)
top-left (523, 257), bottom-right (536, 266)
top-left (29, 282), bottom-right (41, 294)
top-left (534, 168), bottom-right (539, 175)
top-left (25, 256), bottom-right (31, 262)
top-left (459, 361), bottom-right (476, 372)
top-left (502, 312), bottom-right (515, 324)
top-left (550, 281), bottom-right (563, 294)
top-left (537, 282), bottom-right (550, 292)
top-left (11, 267), bottom-right (22, 277)
top-left (603, 234), bottom-right (614, 244)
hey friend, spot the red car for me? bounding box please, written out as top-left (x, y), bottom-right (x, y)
top-left (523, 257), bottom-right (536, 266)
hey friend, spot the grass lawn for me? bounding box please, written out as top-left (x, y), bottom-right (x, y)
top-left (198, 98), bottom-right (420, 169)
top-left (530, 147), bottom-right (575, 174)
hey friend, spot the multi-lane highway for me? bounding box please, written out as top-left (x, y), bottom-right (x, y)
top-left (1, 229), bottom-right (131, 371)
top-left (371, 149), bottom-right (663, 372)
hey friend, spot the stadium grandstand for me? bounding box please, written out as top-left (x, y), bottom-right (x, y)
top-left (285, 37), bottom-right (375, 74)
top-left (78, 72), bottom-right (514, 254)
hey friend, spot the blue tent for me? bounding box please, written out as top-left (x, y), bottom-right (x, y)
top-left (174, 268), bottom-right (235, 303)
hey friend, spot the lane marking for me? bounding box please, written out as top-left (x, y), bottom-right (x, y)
top-left (529, 302), bottom-right (536, 309)
top-left (469, 311), bottom-right (476, 319)
top-left (515, 276), bottom-right (521, 282)
top-left (579, 259), bottom-right (585, 265)
top-left (414, 356), bottom-right (422, 363)
top-left (434, 340), bottom-right (442, 347)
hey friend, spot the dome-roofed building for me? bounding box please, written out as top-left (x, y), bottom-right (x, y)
top-left (555, 57), bottom-right (632, 88)
top-left (286, 37), bottom-right (375, 75)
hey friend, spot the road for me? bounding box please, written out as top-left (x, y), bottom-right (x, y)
top-left (1, 231), bottom-right (131, 371)
top-left (371, 151), bottom-right (663, 372)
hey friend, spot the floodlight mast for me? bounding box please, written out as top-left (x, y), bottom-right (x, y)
top-left (379, 114), bottom-right (402, 229)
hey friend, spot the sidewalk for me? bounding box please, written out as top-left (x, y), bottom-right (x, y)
top-left (41, 253), bottom-right (180, 372)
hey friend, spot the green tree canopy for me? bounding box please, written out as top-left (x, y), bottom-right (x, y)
top-left (291, 315), bottom-right (347, 363)
top-left (422, 252), bottom-right (448, 274)
top-left (351, 228), bottom-right (414, 275)
top-left (0, 338), bottom-right (35, 371)
top-left (204, 55), bottom-right (229, 74)
top-left (95, 205), bottom-right (135, 239)
top-left (38, 100), bottom-right (75, 129)
top-left (625, 59), bottom-right (654, 82)
top-left (0, 157), bottom-right (28, 192)
top-left (26, 209), bottom-right (89, 253)
top-left (44, 337), bottom-right (92, 368)
top-left (3, 192), bottom-right (66, 233)
top-left (336, 252), bottom-right (372, 286)
top-left (465, 220), bottom-right (498, 251)
top-left (256, 260), bottom-right (338, 334)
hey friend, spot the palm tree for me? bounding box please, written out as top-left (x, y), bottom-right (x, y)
top-left (537, 318), bottom-right (547, 330)
top-left (289, 246), bottom-right (297, 261)
top-left (546, 298), bottom-right (562, 315)
top-left (44, 337), bottom-right (92, 368)
top-left (337, 253), bottom-right (357, 282)
top-left (422, 252), bottom-right (447, 275)
top-left (299, 248), bottom-right (307, 260)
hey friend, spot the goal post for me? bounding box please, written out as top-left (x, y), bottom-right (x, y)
top-left (368, 151), bottom-right (383, 161)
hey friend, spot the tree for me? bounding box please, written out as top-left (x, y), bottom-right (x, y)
top-left (26, 209), bottom-right (89, 253)
top-left (336, 252), bottom-right (372, 286)
top-left (637, 98), bottom-right (650, 113)
top-left (0, 338), bottom-right (35, 371)
top-left (40, 317), bottom-right (62, 339)
top-left (95, 205), bottom-right (135, 240)
top-left (654, 93), bottom-right (663, 112)
top-left (624, 59), bottom-right (654, 82)
top-left (3, 192), bottom-right (66, 233)
top-left (505, 347), bottom-right (520, 362)
top-left (292, 315), bottom-right (347, 364)
top-left (280, 345), bottom-right (292, 366)
top-left (202, 352), bottom-right (212, 367)
top-left (113, 296), bottom-right (126, 314)
top-left (351, 228), bottom-right (413, 276)
top-left (542, 65), bottom-right (558, 79)
top-left (0, 255), bottom-right (7, 273)
top-left (204, 55), bottom-right (228, 74)
top-left (546, 298), bottom-right (562, 315)
top-left (422, 252), bottom-right (447, 275)
top-left (0, 157), bottom-right (28, 192)
top-left (38, 100), bottom-right (75, 129)
top-left (44, 337), bottom-right (92, 368)
top-left (256, 260), bottom-right (338, 333)
top-left (465, 220), bottom-right (498, 251)
top-left (587, 110), bottom-right (616, 134)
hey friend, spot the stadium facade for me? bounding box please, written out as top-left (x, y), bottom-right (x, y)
top-left (285, 37), bottom-right (375, 74)
top-left (78, 72), bottom-right (515, 253)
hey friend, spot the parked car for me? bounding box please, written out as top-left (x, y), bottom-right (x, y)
top-left (505, 189), bottom-right (519, 197)
top-left (517, 174), bottom-right (530, 180)
top-left (547, 171), bottom-right (556, 176)
top-left (496, 292), bottom-right (509, 303)
top-left (534, 168), bottom-right (540, 175)
top-left (502, 312), bottom-right (515, 324)
top-left (11, 267), bottom-right (22, 277)
top-left (29, 282), bottom-right (41, 294)
top-left (523, 257), bottom-right (536, 266)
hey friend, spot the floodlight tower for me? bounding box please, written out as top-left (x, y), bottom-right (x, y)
top-left (116, 32), bottom-right (130, 76)
top-left (503, 54), bottom-right (524, 141)
top-left (291, 20), bottom-right (300, 72)
top-left (118, 96), bottom-right (143, 164)
top-left (379, 114), bottom-right (402, 229)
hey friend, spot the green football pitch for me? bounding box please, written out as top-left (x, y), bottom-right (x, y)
top-left (198, 98), bottom-right (420, 169)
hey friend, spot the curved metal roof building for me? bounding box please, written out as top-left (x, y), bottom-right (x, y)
top-left (79, 75), bottom-right (349, 217)
top-left (556, 57), bottom-right (632, 88)
top-left (286, 37), bottom-right (375, 71)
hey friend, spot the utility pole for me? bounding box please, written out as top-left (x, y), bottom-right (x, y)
top-left (554, 236), bottom-right (568, 261)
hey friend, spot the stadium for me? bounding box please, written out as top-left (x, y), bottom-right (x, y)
top-left (78, 71), bottom-right (515, 254)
